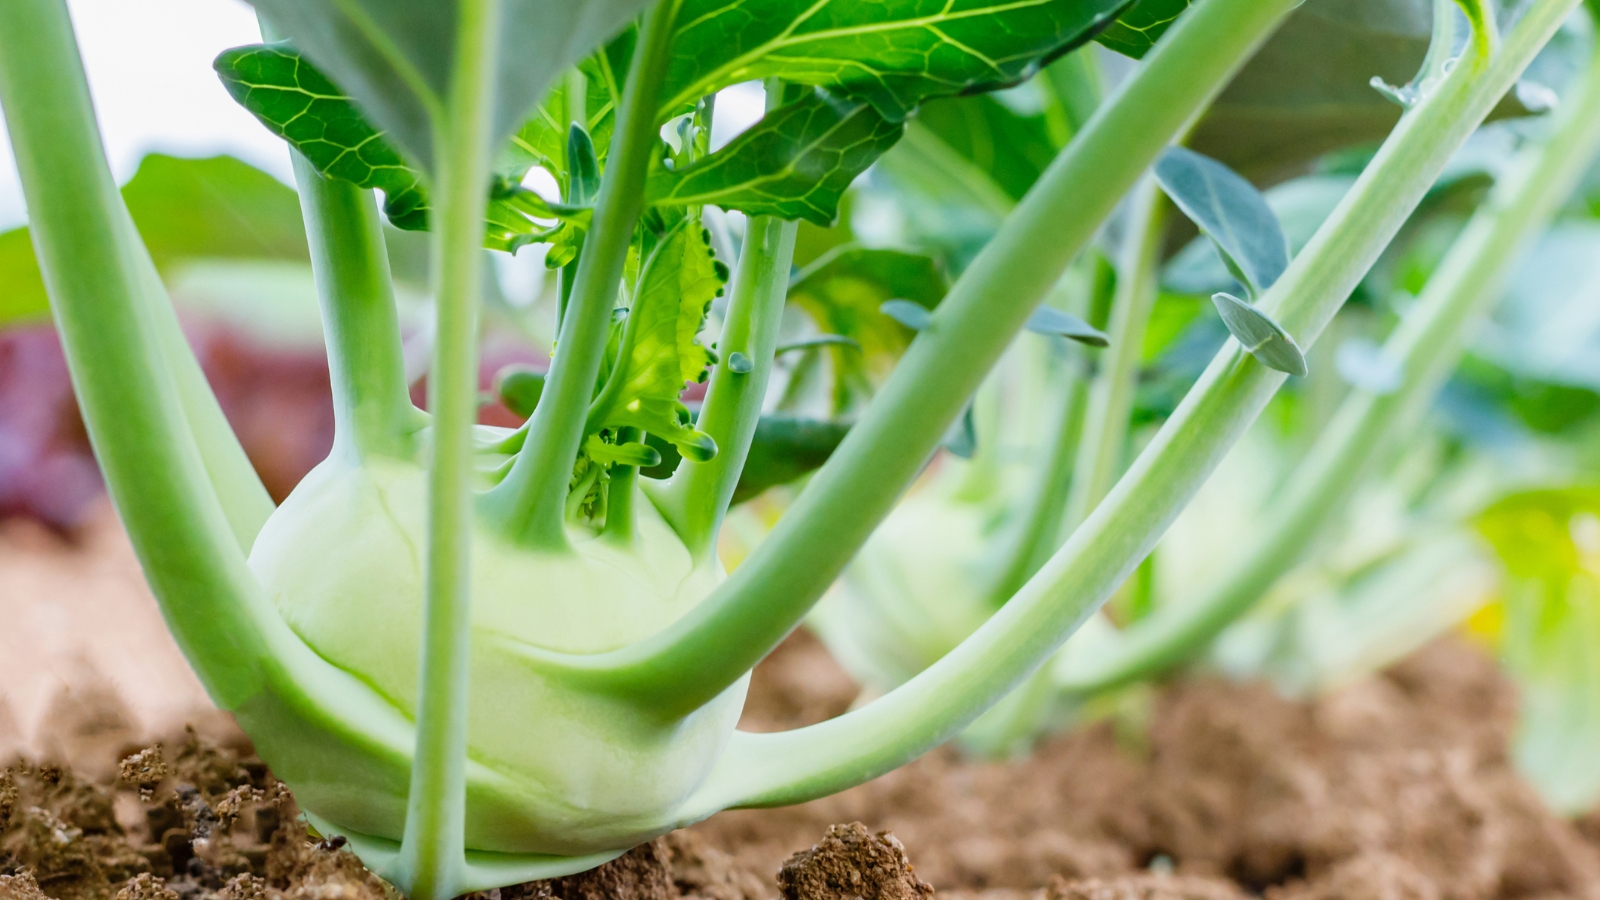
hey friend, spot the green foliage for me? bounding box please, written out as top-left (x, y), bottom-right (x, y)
top-left (587, 220), bottom-right (727, 463)
top-left (648, 90), bottom-right (903, 225)
top-left (659, 0), bottom-right (1129, 119)
top-left (0, 153), bottom-right (308, 328)
top-left (1095, 0), bottom-right (1193, 58)
top-left (243, 0), bottom-right (653, 168)
top-left (1211, 291), bottom-right (1309, 377)
top-left (786, 246), bottom-right (949, 412)
top-left (214, 43), bottom-right (555, 249)
top-left (1154, 146), bottom-right (1290, 298)
top-left (1477, 489), bottom-right (1600, 815)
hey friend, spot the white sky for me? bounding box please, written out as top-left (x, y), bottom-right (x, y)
top-left (0, 0), bottom-right (293, 231)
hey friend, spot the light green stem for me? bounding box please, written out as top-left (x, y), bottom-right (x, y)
top-left (484, 0), bottom-right (680, 550)
top-left (0, 0), bottom-right (277, 700)
top-left (290, 155), bottom-right (421, 462)
top-left (677, 0), bottom-right (1566, 812)
top-left (1064, 177), bottom-right (1165, 531)
top-left (987, 365), bottom-right (1090, 605)
top-left (652, 214), bottom-right (798, 559)
top-left (505, 0), bottom-right (1302, 718)
top-left (1054, 12), bottom-right (1600, 696)
top-left (396, 0), bottom-right (501, 896)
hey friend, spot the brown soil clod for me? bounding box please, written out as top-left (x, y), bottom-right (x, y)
top-left (117, 751), bottom-right (165, 803)
top-left (497, 839), bottom-right (678, 900)
top-left (0, 870), bottom-right (53, 900)
top-left (114, 875), bottom-right (177, 900)
top-left (776, 823), bottom-right (934, 900)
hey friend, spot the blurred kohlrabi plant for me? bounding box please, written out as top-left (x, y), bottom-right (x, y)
top-left (0, 0), bottom-right (1586, 896)
top-left (815, 0), bottom-right (1600, 759)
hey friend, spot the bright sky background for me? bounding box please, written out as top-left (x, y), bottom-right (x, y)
top-left (0, 2), bottom-right (769, 233)
top-left (0, 0), bottom-right (296, 231)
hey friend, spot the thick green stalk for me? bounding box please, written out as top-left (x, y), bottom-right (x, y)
top-left (676, 0), bottom-right (1567, 811)
top-left (507, 0), bottom-right (1302, 716)
top-left (1064, 178), bottom-right (1164, 531)
top-left (483, 0), bottom-right (680, 550)
top-left (0, 0), bottom-right (278, 700)
top-left (395, 0), bottom-right (500, 896)
top-left (291, 155), bottom-right (421, 462)
top-left (1054, 18), bottom-right (1600, 696)
top-left (652, 214), bottom-right (799, 559)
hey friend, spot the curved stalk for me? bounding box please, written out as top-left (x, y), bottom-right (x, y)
top-left (394, 0), bottom-right (501, 896)
top-left (988, 340), bottom-right (1093, 605)
top-left (483, 0), bottom-right (681, 550)
top-left (651, 214), bottom-right (799, 559)
top-left (291, 156), bottom-right (423, 462)
top-left (673, 0), bottom-right (1566, 811)
top-left (1053, 17), bottom-right (1600, 696)
top-left (1064, 178), bottom-right (1165, 532)
top-left (503, 0), bottom-right (1304, 717)
top-left (0, 0), bottom-right (278, 700)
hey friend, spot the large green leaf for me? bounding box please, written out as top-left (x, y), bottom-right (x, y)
top-left (0, 154), bottom-right (308, 329)
top-left (660, 0), bottom-right (1129, 120)
top-left (1188, 0), bottom-right (1534, 182)
top-left (587, 220), bottom-right (727, 460)
top-left (1094, 0), bottom-right (1191, 58)
top-left (648, 90), bottom-right (903, 225)
top-left (787, 245), bottom-right (949, 412)
top-left (1476, 488), bottom-right (1600, 815)
top-left (215, 44), bottom-right (431, 229)
top-left (244, 0), bottom-right (655, 169)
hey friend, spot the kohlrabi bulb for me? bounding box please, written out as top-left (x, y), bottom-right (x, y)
top-left (247, 453), bottom-right (746, 854)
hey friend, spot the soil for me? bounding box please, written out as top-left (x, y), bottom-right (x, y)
top-left (4, 609), bottom-right (1600, 900)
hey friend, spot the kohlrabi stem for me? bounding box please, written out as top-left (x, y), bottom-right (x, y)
top-left (1064, 178), bottom-right (1164, 532)
top-left (484, 0), bottom-right (681, 551)
top-left (681, 0), bottom-right (1568, 811)
top-left (395, 0), bottom-right (501, 896)
top-left (603, 427), bottom-right (642, 543)
top-left (652, 213), bottom-right (799, 560)
top-left (988, 355), bottom-right (1090, 606)
top-left (1053, 15), bottom-right (1600, 697)
top-left (0, 0), bottom-right (287, 703)
top-left (291, 156), bottom-right (422, 462)
top-left (507, 0), bottom-right (1302, 717)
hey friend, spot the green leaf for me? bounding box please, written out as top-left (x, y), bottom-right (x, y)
top-left (1094, 0), bottom-right (1192, 58)
top-left (1187, 0), bottom-right (1536, 182)
top-left (660, 0), bottom-right (1129, 120)
top-left (214, 44), bottom-right (431, 229)
top-left (788, 245), bottom-right (948, 412)
top-left (942, 401), bottom-right (978, 459)
top-left (1211, 291), bottom-right (1308, 377)
top-left (1025, 305), bottom-right (1109, 346)
top-left (1, 153), bottom-right (309, 330)
top-left (504, 50), bottom-right (624, 181)
top-left (879, 299), bottom-right (933, 331)
top-left (1476, 488), bottom-right (1600, 815)
top-left (732, 415), bottom-right (852, 503)
top-left (243, 0), bottom-right (653, 169)
top-left (647, 90), bottom-right (903, 226)
top-left (215, 43), bottom-right (565, 251)
top-left (1155, 146), bottom-right (1289, 298)
top-left (587, 220), bottom-right (728, 460)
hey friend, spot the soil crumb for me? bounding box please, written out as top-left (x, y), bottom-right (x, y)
top-left (3, 637), bottom-right (1597, 900)
top-left (776, 823), bottom-right (932, 900)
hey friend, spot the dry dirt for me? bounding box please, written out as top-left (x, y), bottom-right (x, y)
top-left (3, 520), bottom-right (1600, 900)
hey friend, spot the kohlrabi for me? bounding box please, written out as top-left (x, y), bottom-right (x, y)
top-left (0, 0), bottom-right (1584, 898)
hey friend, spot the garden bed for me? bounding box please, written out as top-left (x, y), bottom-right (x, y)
top-left (4, 617), bottom-right (1597, 900)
